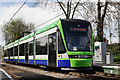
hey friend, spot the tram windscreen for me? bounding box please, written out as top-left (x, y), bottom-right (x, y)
top-left (62, 20), bottom-right (92, 51)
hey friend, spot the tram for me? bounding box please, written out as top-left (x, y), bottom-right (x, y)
top-left (4, 19), bottom-right (93, 68)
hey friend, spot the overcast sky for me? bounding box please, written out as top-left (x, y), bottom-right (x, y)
top-left (0, 0), bottom-right (65, 46)
top-left (0, 0), bottom-right (119, 46)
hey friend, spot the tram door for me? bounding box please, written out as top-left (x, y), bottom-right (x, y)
top-left (25, 43), bottom-right (29, 63)
top-left (48, 33), bottom-right (56, 67)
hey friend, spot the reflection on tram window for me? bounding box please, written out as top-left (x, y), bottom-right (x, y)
top-left (29, 41), bottom-right (34, 55)
top-left (14, 46), bottom-right (18, 56)
top-left (36, 36), bottom-right (48, 55)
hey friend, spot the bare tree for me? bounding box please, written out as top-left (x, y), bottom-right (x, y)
top-left (103, 2), bottom-right (120, 44)
top-left (96, 0), bottom-right (108, 42)
top-left (35, 0), bottom-right (120, 43)
top-left (76, 1), bottom-right (109, 42)
top-left (57, 0), bottom-right (80, 19)
top-left (35, 0), bottom-right (80, 19)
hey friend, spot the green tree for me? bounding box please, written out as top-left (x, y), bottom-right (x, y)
top-left (2, 18), bottom-right (34, 44)
top-left (107, 43), bottom-right (120, 63)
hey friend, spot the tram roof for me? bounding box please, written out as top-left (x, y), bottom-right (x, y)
top-left (4, 19), bottom-right (91, 49)
top-left (4, 19), bottom-right (60, 48)
top-left (36, 20), bottom-right (58, 35)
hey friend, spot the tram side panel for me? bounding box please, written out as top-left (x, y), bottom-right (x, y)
top-left (19, 44), bottom-right (25, 63)
top-left (35, 28), bottom-right (57, 67)
top-left (35, 35), bottom-right (48, 66)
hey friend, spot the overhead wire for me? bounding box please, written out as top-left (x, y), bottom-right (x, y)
top-left (33, 13), bottom-right (64, 31)
top-left (5, 0), bottom-right (28, 27)
top-left (33, 2), bottom-right (79, 31)
top-left (2, 0), bottom-right (28, 43)
top-left (4, 1), bottom-right (78, 33)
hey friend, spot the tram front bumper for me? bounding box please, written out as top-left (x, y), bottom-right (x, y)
top-left (70, 58), bottom-right (92, 67)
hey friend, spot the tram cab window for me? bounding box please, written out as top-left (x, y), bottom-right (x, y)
top-left (36, 36), bottom-right (48, 55)
top-left (14, 46), bottom-right (18, 56)
top-left (88, 26), bottom-right (92, 51)
top-left (20, 44), bottom-right (24, 56)
top-left (29, 41), bottom-right (34, 55)
top-left (58, 32), bottom-right (66, 53)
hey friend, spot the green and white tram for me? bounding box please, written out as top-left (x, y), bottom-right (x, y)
top-left (4, 19), bottom-right (93, 68)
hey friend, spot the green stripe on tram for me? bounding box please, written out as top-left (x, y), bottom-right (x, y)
top-left (58, 58), bottom-right (70, 60)
top-left (68, 52), bottom-right (93, 55)
top-left (20, 32), bottom-right (34, 42)
top-left (36, 21), bottom-right (58, 35)
top-left (58, 20), bottom-right (68, 53)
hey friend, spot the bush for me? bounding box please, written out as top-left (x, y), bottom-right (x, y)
top-left (107, 43), bottom-right (120, 63)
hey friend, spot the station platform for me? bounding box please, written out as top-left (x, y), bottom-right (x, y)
top-left (0, 60), bottom-right (14, 80)
top-left (93, 63), bottom-right (120, 75)
top-left (0, 68), bottom-right (14, 80)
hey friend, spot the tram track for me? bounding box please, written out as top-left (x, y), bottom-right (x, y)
top-left (1, 62), bottom-right (120, 80)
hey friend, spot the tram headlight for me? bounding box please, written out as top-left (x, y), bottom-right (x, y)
top-left (87, 55), bottom-right (92, 58)
top-left (78, 55), bottom-right (87, 58)
top-left (69, 55), bottom-right (92, 58)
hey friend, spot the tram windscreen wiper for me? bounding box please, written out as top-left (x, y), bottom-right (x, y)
top-left (65, 33), bottom-right (91, 51)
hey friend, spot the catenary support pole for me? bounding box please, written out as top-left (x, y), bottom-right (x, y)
top-left (33, 31), bottom-right (36, 65)
top-left (118, 4), bottom-right (120, 44)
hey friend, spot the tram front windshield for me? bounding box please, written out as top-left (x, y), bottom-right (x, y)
top-left (62, 21), bottom-right (92, 51)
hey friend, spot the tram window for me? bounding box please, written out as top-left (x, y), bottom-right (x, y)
top-left (10, 48), bottom-right (13, 56)
top-left (36, 36), bottom-right (48, 55)
top-left (7, 49), bottom-right (10, 57)
top-left (29, 41), bottom-right (34, 55)
top-left (20, 44), bottom-right (24, 56)
top-left (4, 50), bottom-right (7, 57)
top-left (58, 32), bottom-right (66, 53)
top-left (14, 46), bottom-right (18, 56)
top-left (6, 50), bottom-right (8, 57)
top-left (88, 26), bottom-right (92, 51)
top-left (8, 49), bottom-right (10, 56)
top-left (36, 39), bottom-right (40, 55)
top-left (24, 43), bottom-right (29, 55)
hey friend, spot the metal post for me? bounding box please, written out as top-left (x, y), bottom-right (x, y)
top-left (13, 44), bottom-right (14, 62)
top-left (28, 42), bottom-right (29, 64)
top-left (33, 31), bottom-right (36, 65)
top-left (18, 41), bottom-right (20, 63)
top-left (0, 45), bottom-right (2, 61)
top-left (56, 32), bottom-right (58, 67)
